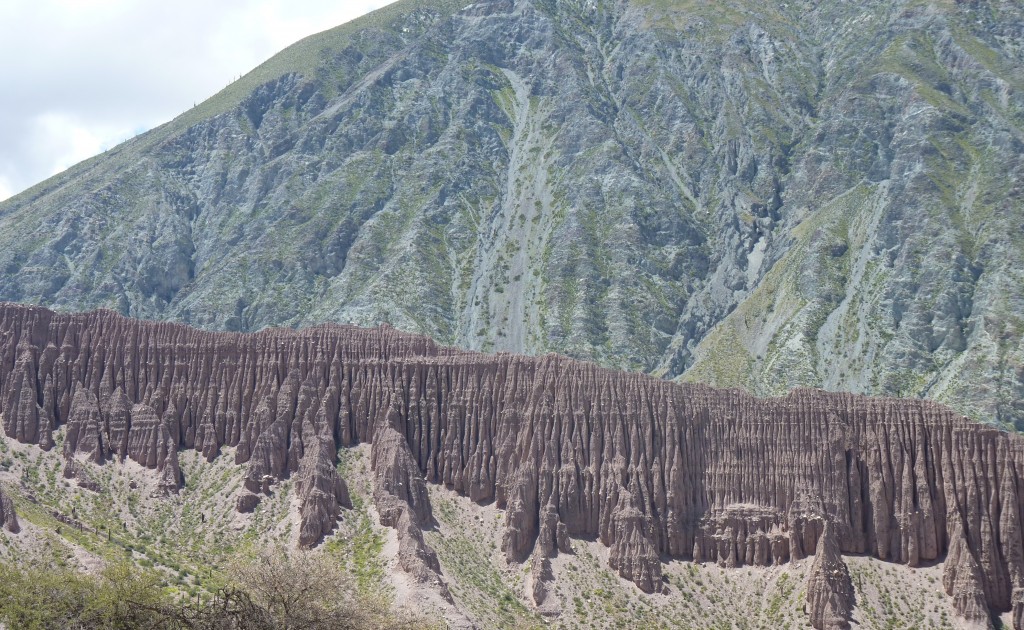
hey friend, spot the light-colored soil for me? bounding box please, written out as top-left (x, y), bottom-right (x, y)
top-left (421, 482), bottom-right (967, 629)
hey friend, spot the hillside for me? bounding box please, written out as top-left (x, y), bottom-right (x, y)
top-left (0, 0), bottom-right (1020, 433)
top-left (1, 302), bottom-right (1022, 629)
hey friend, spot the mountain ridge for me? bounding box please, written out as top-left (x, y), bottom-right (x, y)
top-left (0, 0), bottom-right (1020, 432)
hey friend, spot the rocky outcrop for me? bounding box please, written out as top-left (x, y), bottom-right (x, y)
top-left (235, 492), bottom-right (260, 514)
top-left (295, 432), bottom-right (351, 547)
top-left (370, 394), bottom-right (446, 592)
top-left (1014, 588), bottom-right (1024, 630)
top-left (0, 486), bottom-right (19, 534)
top-left (62, 458), bottom-right (101, 492)
top-left (805, 522), bottom-right (855, 630)
top-left (394, 508), bottom-right (449, 599)
top-left (693, 505), bottom-right (790, 567)
top-left (64, 389), bottom-right (105, 463)
top-left (529, 553), bottom-right (556, 609)
top-left (125, 403), bottom-right (182, 495)
top-left (371, 396), bottom-right (432, 529)
top-left (606, 482), bottom-right (662, 593)
top-left (1, 304), bottom-right (1024, 626)
top-left (944, 521), bottom-right (995, 629)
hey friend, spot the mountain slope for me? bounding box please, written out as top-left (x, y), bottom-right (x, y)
top-left (0, 0), bottom-right (1021, 428)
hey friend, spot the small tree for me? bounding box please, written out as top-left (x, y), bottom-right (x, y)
top-left (0, 561), bottom-right (177, 629)
top-left (0, 552), bottom-right (434, 630)
top-left (223, 550), bottom-right (424, 630)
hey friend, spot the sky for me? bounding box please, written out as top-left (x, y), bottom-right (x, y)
top-left (0, 0), bottom-right (396, 202)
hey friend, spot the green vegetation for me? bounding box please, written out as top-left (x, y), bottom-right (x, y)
top-left (0, 552), bottom-right (430, 630)
top-left (0, 441), bottom-right (426, 627)
top-left (0, 561), bottom-right (171, 630)
top-left (849, 558), bottom-right (953, 629)
top-left (427, 495), bottom-right (539, 628)
top-left (323, 493), bottom-right (388, 594)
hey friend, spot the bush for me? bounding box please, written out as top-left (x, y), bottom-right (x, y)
top-left (0, 561), bottom-right (173, 629)
top-left (204, 550), bottom-right (426, 629)
top-left (0, 552), bottom-right (432, 630)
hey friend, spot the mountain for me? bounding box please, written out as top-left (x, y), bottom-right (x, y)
top-left (0, 0), bottom-right (1021, 433)
top-left (2, 302), bottom-right (1024, 629)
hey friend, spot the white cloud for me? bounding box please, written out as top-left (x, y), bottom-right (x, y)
top-left (35, 112), bottom-right (137, 174)
top-left (0, 0), bottom-right (393, 202)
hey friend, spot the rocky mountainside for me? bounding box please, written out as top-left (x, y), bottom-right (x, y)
top-left (0, 0), bottom-right (1021, 433)
top-left (1, 302), bottom-right (1023, 628)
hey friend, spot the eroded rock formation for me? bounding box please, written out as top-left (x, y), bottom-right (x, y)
top-left (1, 304), bottom-right (1023, 627)
top-left (805, 522), bottom-right (855, 630)
top-left (945, 520), bottom-right (996, 629)
top-left (0, 486), bottom-right (18, 534)
top-left (295, 432), bottom-right (351, 548)
top-left (370, 394), bottom-right (447, 592)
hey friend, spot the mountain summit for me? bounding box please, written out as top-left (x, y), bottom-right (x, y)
top-left (0, 0), bottom-right (1021, 429)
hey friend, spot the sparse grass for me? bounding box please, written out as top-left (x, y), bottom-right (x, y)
top-left (323, 492), bottom-right (388, 595)
top-left (427, 493), bottom-right (539, 628)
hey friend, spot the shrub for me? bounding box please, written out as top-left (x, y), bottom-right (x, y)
top-left (0, 551), bottom-right (433, 630)
top-left (0, 561), bottom-right (173, 629)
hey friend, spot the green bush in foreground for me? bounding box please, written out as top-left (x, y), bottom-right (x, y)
top-left (0, 561), bottom-right (170, 629)
top-left (0, 552), bottom-right (432, 629)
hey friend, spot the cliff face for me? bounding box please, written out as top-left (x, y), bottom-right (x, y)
top-left (0, 486), bottom-right (18, 534)
top-left (805, 523), bottom-right (855, 630)
top-left (1, 303), bottom-right (1023, 626)
top-left (0, 0), bottom-right (1020, 432)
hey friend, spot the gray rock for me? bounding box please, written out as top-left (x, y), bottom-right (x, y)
top-left (0, 0), bottom-right (1020, 429)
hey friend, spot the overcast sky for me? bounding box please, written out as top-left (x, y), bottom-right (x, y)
top-left (0, 0), bottom-right (395, 202)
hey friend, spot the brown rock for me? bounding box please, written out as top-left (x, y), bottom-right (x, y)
top-left (394, 509), bottom-right (443, 582)
top-left (126, 403), bottom-right (163, 468)
top-left (693, 505), bottom-right (787, 566)
top-left (944, 520), bottom-right (995, 629)
top-left (3, 343), bottom-right (40, 446)
top-left (530, 553), bottom-right (555, 606)
top-left (236, 492), bottom-right (261, 513)
top-left (1012, 587), bottom-right (1024, 630)
top-left (364, 393), bottom-right (450, 593)
top-left (371, 398), bottom-right (432, 529)
top-left (101, 388), bottom-right (132, 462)
top-left (804, 522), bottom-right (854, 630)
top-left (502, 467), bottom-right (539, 563)
top-left (296, 433), bottom-right (351, 547)
top-left (244, 426), bottom-right (287, 492)
top-left (607, 485), bottom-right (662, 592)
top-left (64, 389), bottom-right (104, 463)
top-left (1, 304), bottom-right (1024, 625)
top-left (0, 486), bottom-right (19, 533)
